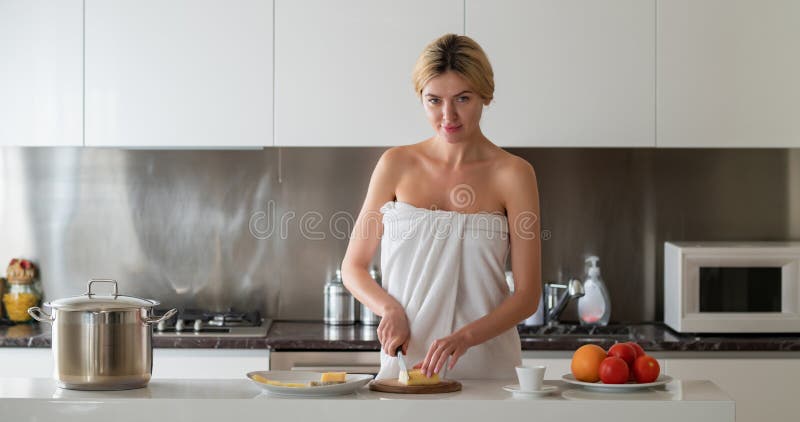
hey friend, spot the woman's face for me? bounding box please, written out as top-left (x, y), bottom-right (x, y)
top-left (421, 71), bottom-right (488, 144)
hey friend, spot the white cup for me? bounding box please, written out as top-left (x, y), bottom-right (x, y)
top-left (515, 365), bottom-right (546, 392)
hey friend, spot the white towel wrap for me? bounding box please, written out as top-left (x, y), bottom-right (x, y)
top-left (376, 201), bottom-right (522, 380)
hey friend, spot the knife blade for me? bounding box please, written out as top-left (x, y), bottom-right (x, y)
top-left (395, 346), bottom-right (409, 381)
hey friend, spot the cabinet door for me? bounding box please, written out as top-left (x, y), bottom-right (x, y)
top-left (269, 351), bottom-right (381, 374)
top-left (0, 348), bottom-right (53, 378)
top-left (0, 0), bottom-right (82, 146)
top-left (275, 0), bottom-right (462, 147)
top-left (466, 0), bottom-right (655, 147)
top-left (658, 0), bottom-right (800, 147)
top-left (85, 0), bottom-right (273, 147)
top-left (520, 358), bottom-right (571, 380)
top-left (665, 358), bottom-right (800, 422)
top-left (152, 349), bottom-right (269, 379)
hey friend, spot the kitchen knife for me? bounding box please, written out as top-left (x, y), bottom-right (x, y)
top-left (395, 346), bottom-right (409, 380)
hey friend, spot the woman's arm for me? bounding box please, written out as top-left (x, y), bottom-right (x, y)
top-left (341, 148), bottom-right (410, 356)
top-left (420, 157), bottom-right (542, 376)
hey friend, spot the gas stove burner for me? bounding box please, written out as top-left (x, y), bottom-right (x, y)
top-left (207, 311), bottom-right (256, 327)
top-left (152, 308), bottom-right (270, 338)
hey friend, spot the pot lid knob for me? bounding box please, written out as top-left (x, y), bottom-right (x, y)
top-left (87, 279), bottom-right (119, 297)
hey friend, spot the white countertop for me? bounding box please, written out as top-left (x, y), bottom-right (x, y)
top-left (0, 378), bottom-right (734, 422)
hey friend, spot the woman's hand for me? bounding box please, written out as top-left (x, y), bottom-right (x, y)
top-left (421, 331), bottom-right (472, 377)
top-left (377, 306), bottom-right (410, 356)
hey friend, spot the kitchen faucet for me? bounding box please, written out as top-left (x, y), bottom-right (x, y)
top-left (543, 279), bottom-right (585, 325)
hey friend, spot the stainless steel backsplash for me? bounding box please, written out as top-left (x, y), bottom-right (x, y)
top-left (1, 147), bottom-right (796, 322)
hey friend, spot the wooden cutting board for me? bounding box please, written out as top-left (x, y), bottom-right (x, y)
top-left (369, 379), bottom-right (462, 394)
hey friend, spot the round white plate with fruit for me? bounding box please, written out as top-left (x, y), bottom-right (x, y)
top-left (561, 373), bottom-right (673, 393)
top-left (565, 342), bottom-right (672, 393)
top-left (247, 370), bottom-right (373, 397)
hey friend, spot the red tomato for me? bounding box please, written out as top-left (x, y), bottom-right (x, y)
top-left (599, 356), bottom-right (629, 384)
top-left (633, 355), bottom-right (660, 383)
top-left (625, 342), bottom-right (646, 359)
top-left (624, 342), bottom-right (647, 380)
top-left (607, 343), bottom-right (637, 367)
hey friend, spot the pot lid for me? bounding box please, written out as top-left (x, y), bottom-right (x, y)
top-left (45, 279), bottom-right (160, 311)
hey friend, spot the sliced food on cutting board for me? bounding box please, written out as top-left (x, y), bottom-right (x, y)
top-left (399, 368), bottom-right (440, 385)
top-left (369, 369), bottom-right (460, 394)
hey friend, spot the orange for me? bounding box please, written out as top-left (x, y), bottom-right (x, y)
top-left (571, 344), bottom-right (607, 382)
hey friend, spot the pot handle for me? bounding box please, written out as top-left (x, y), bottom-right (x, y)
top-left (28, 307), bottom-right (55, 323)
top-left (144, 308), bottom-right (178, 325)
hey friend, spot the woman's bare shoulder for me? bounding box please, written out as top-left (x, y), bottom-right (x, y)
top-left (369, 144), bottom-right (424, 199)
top-left (492, 149), bottom-right (536, 179)
top-left (379, 144), bottom-right (414, 162)
top-left (376, 143), bottom-right (426, 172)
top-left (491, 150), bottom-right (538, 210)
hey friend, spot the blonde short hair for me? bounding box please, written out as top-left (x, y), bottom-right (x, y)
top-left (412, 34), bottom-right (494, 102)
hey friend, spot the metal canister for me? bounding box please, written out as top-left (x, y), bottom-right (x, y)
top-left (324, 269), bottom-right (355, 325)
top-left (358, 268), bottom-right (381, 325)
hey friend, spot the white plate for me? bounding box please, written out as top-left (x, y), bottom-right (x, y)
top-left (561, 374), bottom-right (673, 393)
top-left (502, 384), bottom-right (557, 397)
top-left (247, 370), bottom-right (373, 397)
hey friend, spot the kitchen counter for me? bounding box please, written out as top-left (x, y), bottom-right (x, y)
top-left (3, 320), bottom-right (800, 352)
top-left (0, 377), bottom-right (733, 422)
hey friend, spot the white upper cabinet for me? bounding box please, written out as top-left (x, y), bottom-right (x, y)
top-left (466, 0), bottom-right (656, 147)
top-left (275, 0), bottom-right (463, 147)
top-left (658, 0), bottom-right (800, 148)
top-left (0, 0), bottom-right (83, 147)
top-left (85, 0), bottom-right (273, 148)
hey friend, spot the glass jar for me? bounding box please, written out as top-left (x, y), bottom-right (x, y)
top-left (3, 281), bottom-right (41, 322)
top-left (0, 277), bottom-right (4, 319)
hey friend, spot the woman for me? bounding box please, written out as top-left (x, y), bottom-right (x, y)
top-left (341, 34), bottom-right (541, 380)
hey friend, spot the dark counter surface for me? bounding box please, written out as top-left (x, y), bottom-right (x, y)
top-left (3, 320), bottom-right (800, 352)
top-left (0, 322), bottom-right (50, 347)
top-left (264, 322), bottom-right (380, 351)
top-left (0, 321), bottom-right (269, 349)
top-left (265, 321), bottom-right (800, 352)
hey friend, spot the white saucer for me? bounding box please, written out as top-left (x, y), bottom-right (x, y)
top-left (502, 384), bottom-right (557, 397)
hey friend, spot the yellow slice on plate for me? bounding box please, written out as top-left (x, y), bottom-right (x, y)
top-left (320, 372), bottom-right (347, 383)
top-left (251, 374), bottom-right (308, 388)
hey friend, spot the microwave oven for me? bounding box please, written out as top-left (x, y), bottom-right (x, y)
top-left (664, 241), bottom-right (800, 333)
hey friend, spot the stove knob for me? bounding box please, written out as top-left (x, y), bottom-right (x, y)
top-left (175, 319), bottom-right (185, 332)
top-left (156, 319), bottom-right (166, 332)
top-left (209, 315), bottom-right (225, 327)
top-left (193, 319), bottom-right (203, 332)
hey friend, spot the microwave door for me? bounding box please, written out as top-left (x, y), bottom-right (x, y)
top-left (699, 267), bottom-right (782, 313)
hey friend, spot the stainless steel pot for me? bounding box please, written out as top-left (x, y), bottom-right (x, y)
top-left (28, 279), bottom-right (176, 391)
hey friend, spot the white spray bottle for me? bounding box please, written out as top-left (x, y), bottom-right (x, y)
top-left (577, 256), bottom-right (611, 326)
